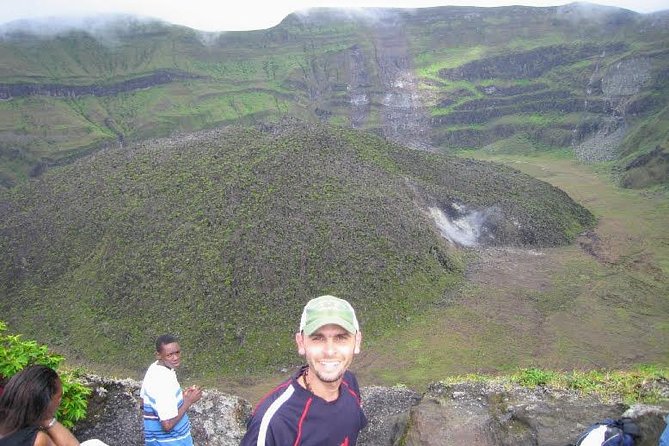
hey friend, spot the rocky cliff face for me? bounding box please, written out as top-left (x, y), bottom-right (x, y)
top-left (402, 381), bottom-right (668, 446)
top-left (0, 70), bottom-right (202, 100)
top-left (575, 55), bottom-right (656, 163)
top-left (72, 375), bottom-right (669, 446)
top-left (370, 23), bottom-right (432, 151)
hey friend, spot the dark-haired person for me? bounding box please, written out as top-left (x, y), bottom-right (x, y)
top-left (140, 334), bottom-right (202, 446)
top-left (241, 295), bottom-right (368, 446)
top-left (0, 364), bottom-right (107, 446)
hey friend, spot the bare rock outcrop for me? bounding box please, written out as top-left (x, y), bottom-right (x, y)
top-left (71, 375), bottom-right (669, 446)
top-left (0, 70), bottom-right (203, 100)
top-left (359, 386), bottom-right (422, 446)
top-left (402, 381), bottom-right (668, 446)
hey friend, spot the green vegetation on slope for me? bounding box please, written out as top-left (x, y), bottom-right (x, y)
top-left (349, 151), bottom-right (668, 393)
top-left (444, 365), bottom-right (669, 405)
top-left (0, 122), bottom-right (594, 381)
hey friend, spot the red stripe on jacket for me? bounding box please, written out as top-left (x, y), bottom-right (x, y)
top-left (292, 397), bottom-right (313, 446)
top-left (341, 380), bottom-right (362, 406)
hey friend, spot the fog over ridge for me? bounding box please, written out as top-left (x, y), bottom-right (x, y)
top-left (0, 13), bottom-right (169, 41)
top-left (1, 1), bottom-right (667, 36)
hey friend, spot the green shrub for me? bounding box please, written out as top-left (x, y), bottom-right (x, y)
top-left (515, 367), bottom-right (557, 387)
top-left (0, 321), bottom-right (90, 428)
top-left (510, 366), bottom-right (669, 404)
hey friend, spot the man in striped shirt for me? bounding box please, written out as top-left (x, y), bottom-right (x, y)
top-left (140, 334), bottom-right (202, 446)
top-left (241, 295), bottom-right (368, 446)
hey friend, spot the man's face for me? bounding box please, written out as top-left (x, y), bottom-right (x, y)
top-left (295, 324), bottom-right (361, 385)
top-left (156, 342), bottom-right (181, 369)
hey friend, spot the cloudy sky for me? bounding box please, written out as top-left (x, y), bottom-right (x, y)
top-left (2, 0), bottom-right (668, 32)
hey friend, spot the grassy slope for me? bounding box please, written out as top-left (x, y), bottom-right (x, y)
top-left (351, 150), bottom-right (669, 395)
top-left (220, 151), bottom-right (669, 402)
top-left (0, 18), bottom-right (359, 184)
top-left (0, 122), bottom-right (595, 384)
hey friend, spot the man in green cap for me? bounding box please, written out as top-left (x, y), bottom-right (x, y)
top-left (241, 295), bottom-right (367, 446)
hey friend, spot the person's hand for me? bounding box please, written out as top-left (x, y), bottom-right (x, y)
top-left (184, 385), bottom-right (203, 405)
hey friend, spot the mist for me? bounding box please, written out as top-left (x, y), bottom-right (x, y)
top-left (0, 14), bottom-right (167, 42)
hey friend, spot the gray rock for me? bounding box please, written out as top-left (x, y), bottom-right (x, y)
top-left (400, 381), bottom-right (669, 446)
top-left (359, 385), bottom-right (422, 446)
top-left (622, 405), bottom-right (667, 446)
top-left (188, 390), bottom-right (252, 446)
top-left (71, 375), bottom-right (669, 446)
top-left (72, 376), bottom-right (144, 446)
top-left (72, 375), bottom-right (250, 446)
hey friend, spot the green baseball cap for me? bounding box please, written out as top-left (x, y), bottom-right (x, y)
top-left (299, 295), bottom-right (359, 335)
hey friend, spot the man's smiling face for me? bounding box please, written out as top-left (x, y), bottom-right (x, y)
top-left (296, 323), bottom-right (361, 385)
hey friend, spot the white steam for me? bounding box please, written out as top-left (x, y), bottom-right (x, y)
top-left (429, 204), bottom-right (490, 247)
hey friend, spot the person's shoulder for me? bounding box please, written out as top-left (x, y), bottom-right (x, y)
top-left (141, 361), bottom-right (159, 378)
top-left (147, 362), bottom-right (174, 376)
top-left (343, 370), bottom-right (358, 379)
top-left (1, 426), bottom-right (42, 446)
top-left (341, 371), bottom-right (362, 398)
top-left (143, 361), bottom-right (158, 372)
top-left (141, 362), bottom-right (175, 388)
top-left (342, 370), bottom-right (360, 386)
top-left (33, 430), bottom-right (51, 446)
top-left (251, 378), bottom-right (296, 416)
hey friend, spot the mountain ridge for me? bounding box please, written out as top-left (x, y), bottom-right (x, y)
top-left (0, 2), bottom-right (667, 188)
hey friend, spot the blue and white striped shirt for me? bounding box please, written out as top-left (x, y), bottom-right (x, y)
top-left (140, 361), bottom-right (193, 446)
